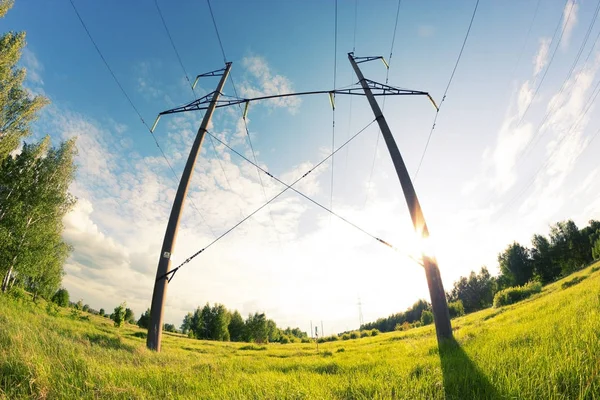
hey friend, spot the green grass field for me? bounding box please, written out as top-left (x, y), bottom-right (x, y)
top-left (1, 263), bottom-right (599, 399)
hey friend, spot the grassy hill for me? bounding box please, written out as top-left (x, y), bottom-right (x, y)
top-left (1, 263), bottom-right (599, 399)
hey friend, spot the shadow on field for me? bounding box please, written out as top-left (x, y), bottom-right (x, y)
top-left (439, 338), bottom-right (502, 400)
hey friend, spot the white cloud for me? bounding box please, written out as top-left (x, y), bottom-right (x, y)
top-left (418, 25), bottom-right (435, 38)
top-left (561, 0), bottom-right (578, 50)
top-left (239, 55), bottom-right (302, 112)
top-left (21, 47), bottom-right (44, 86)
top-left (533, 38), bottom-right (551, 77)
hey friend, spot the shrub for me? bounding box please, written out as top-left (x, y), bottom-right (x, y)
top-left (561, 275), bottom-right (587, 289)
top-left (46, 302), bottom-right (60, 316)
top-left (448, 300), bottom-right (465, 318)
top-left (370, 329), bottom-right (380, 336)
top-left (300, 337), bottom-right (311, 343)
top-left (395, 321), bottom-right (411, 331)
top-left (317, 337), bottom-right (326, 343)
top-left (341, 333), bottom-right (350, 340)
top-left (591, 265), bottom-right (599, 273)
top-left (280, 335), bottom-right (290, 344)
top-left (349, 331), bottom-right (359, 339)
top-left (51, 288), bottom-right (69, 307)
top-left (82, 304), bottom-right (89, 312)
top-left (327, 335), bottom-right (339, 341)
top-left (360, 330), bottom-right (370, 338)
top-left (112, 302), bottom-right (126, 327)
top-left (420, 310), bottom-right (434, 326)
top-left (336, 347), bottom-right (345, 353)
top-left (493, 281), bottom-right (542, 307)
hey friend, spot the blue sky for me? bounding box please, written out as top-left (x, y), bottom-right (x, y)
top-left (4, 0), bottom-right (600, 334)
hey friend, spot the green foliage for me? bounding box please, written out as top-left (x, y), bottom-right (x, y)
top-left (75, 299), bottom-right (83, 311)
top-left (98, 308), bottom-right (105, 317)
top-left (592, 237), bottom-right (600, 261)
top-left (112, 303), bottom-right (126, 328)
top-left (349, 331), bottom-right (359, 340)
top-left (493, 281), bottom-right (542, 307)
top-left (0, 22), bottom-right (49, 160)
top-left (163, 324), bottom-right (177, 333)
top-left (360, 330), bottom-right (369, 338)
top-left (561, 275), bottom-right (587, 289)
top-left (341, 333), bottom-right (350, 340)
top-left (227, 310), bottom-right (245, 342)
top-left (448, 267), bottom-right (496, 313)
top-left (447, 300), bottom-right (465, 318)
top-left (420, 310), bottom-right (434, 326)
top-left (370, 329), bottom-right (379, 336)
top-left (498, 242), bottom-right (534, 287)
top-left (362, 299), bottom-right (431, 333)
top-left (45, 301), bottom-right (59, 316)
top-left (51, 288), bottom-right (69, 307)
top-left (82, 304), bottom-right (89, 313)
top-left (124, 308), bottom-right (135, 324)
top-left (137, 308), bottom-right (150, 329)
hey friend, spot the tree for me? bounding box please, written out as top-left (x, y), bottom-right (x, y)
top-left (82, 304), bottom-right (89, 312)
top-left (75, 299), bottom-right (83, 310)
top-left (266, 319), bottom-right (280, 343)
top-left (180, 312), bottom-right (193, 335)
top-left (530, 234), bottom-right (560, 283)
top-left (99, 308), bottom-right (105, 317)
top-left (137, 308), bottom-right (150, 329)
top-left (228, 310), bottom-right (245, 342)
top-left (498, 242), bottom-right (533, 287)
top-left (112, 303), bottom-right (126, 328)
top-left (51, 288), bottom-right (69, 307)
top-left (549, 220), bottom-right (589, 275)
top-left (420, 310), bottom-right (434, 326)
top-left (1, 137), bottom-right (77, 293)
top-left (0, 4), bottom-right (49, 161)
top-left (163, 323), bottom-right (177, 333)
top-left (447, 267), bottom-right (496, 313)
top-left (592, 237), bottom-right (600, 261)
top-left (245, 312), bottom-right (268, 343)
top-left (124, 308), bottom-right (135, 324)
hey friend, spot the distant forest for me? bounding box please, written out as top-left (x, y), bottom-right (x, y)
top-left (362, 219), bottom-right (600, 332)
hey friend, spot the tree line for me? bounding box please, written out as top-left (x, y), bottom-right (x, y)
top-left (0, 1), bottom-right (76, 301)
top-left (136, 303), bottom-right (308, 344)
top-left (363, 219), bottom-right (600, 333)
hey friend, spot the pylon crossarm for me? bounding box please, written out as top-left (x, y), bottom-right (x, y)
top-left (152, 85), bottom-right (436, 131)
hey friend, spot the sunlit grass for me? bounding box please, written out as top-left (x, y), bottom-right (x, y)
top-left (1, 262), bottom-right (599, 399)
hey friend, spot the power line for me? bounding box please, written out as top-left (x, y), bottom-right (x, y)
top-left (153, 0), bottom-right (193, 90)
top-left (414, 0), bottom-right (480, 180)
top-left (68, 0), bottom-right (216, 236)
top-left (205, 0), bottom-right (282, 241)
top-left (154, 0), bottom-right (244, 224)
top-left (506, 0), bottom-right (575, 134)
top-left (364, 0), bottom-right (401, 208)
top-left (523, 0), bottom-right (600, 156)
top-left (331, 0), bottom-right (338, 213)
top-left (497, 70), bottom-right (600, 217)
top-left (160, 119), bottom-right (423, 282)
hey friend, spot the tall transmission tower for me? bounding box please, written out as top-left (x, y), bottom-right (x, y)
top-left (348, 52), bottom-right (452, 343)
top-left (146, 54), bottom-right (446, 351)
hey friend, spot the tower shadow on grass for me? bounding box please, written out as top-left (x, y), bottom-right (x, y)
top-left (439, 337), bottom-right (503, 400)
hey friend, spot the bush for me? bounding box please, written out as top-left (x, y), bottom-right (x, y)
top-left (341, 333), bottom-right (350, 340)
top-left (360, 330), bottom-right (370, 338)
top-left (112, 302), bottom-right (126, 327)
top-left (46, 302), bottom-right (60, 316)
top-left (448, 300), bottom-right (465, 318)
top-left (561, 275), bottom-right (587, 289)
top-left (493, 281), bottom-right (542, 307)
top-left (370, 329), bottom-right (380, 336)
top-left (280, 335), bottom-right (290, 344)
top-left (420, 310), bottom-right (434, 326)
top-left (336, 347), bottom-right (345, 353)
top-left (395, 321), bottom-right (411, 331)
top-left (349, 331), bottom-right (359, 339)
top-left (51, 288), bottom-right (69, 307)
top-left (300, 337), bottom-right (311, 343)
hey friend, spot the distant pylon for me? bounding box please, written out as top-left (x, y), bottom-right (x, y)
top-left (358, 296), bottom-right (364, 330)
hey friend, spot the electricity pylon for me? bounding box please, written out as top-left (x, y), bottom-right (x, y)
top-left (147, 62), bottom-right (231, 352)
top-left (348, 52), bottom-right (452, 343)
top-left (146, 55), bottom-right (447, 351)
